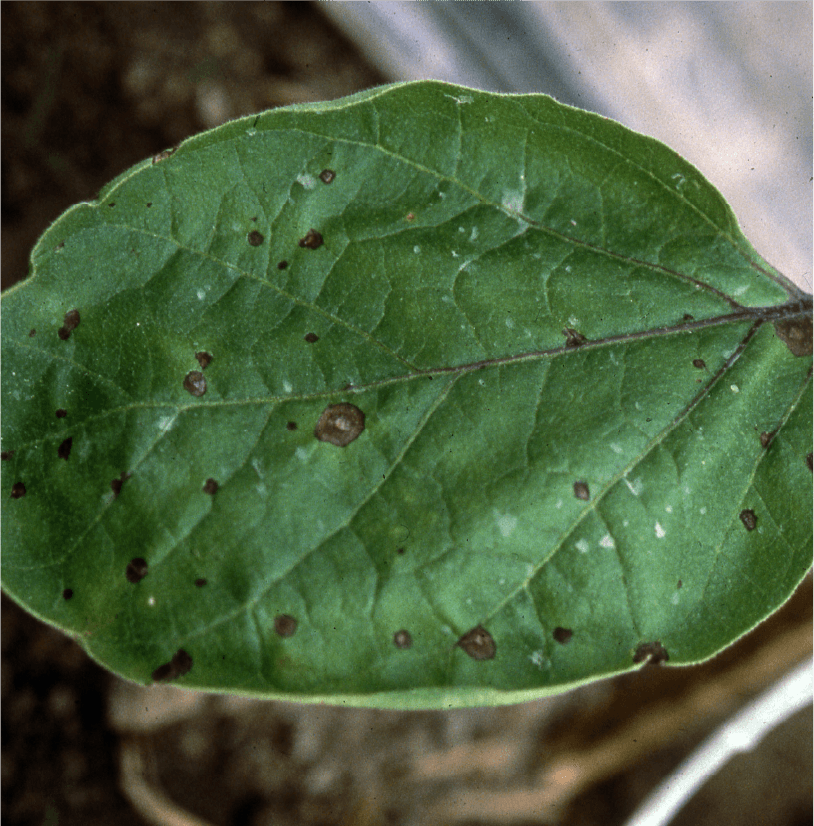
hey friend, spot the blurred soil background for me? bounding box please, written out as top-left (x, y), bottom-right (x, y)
top-left (1, 4), bottom-right (811, 826)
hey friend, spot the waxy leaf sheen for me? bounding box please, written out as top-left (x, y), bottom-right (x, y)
top-left (2, 81), bottom-right (811, 708)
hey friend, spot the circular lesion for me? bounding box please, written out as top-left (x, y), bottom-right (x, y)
top-left (314, 403), bottom-right (365, 447)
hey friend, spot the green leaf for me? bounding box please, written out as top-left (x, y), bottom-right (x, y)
top-left (2, 80), bottom-right (811, 708)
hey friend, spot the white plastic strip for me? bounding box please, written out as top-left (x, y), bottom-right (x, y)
top-left (623, 657), bottom-right (813, 826)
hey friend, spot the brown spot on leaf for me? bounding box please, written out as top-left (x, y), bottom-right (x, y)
top-left (247, 230), bottom-right (264, 247)
top-left (553, 627), bottom-right (573, 644)
top-left (457, 625), bottom-right (496, 660)
top-left (393, 630), bottom-right (413, 649)
top-left (396, 547), bottom-right (406, 555)
top-left (277, 260), bottom-right (288, 270)
top-left (304, 332), bottom-right (319, 343)
top-left (563, 328), bottom-right (587, 347)
top-left (739, 509), bottom-right (757, 531)
top-left (202, 478), bottom-right (218, 495)
top-left (184, 371), bottom-right (207, 397)
top-left (151, 147), bottom-right (177, 164)
top-left (774, 315), bottom-right (812, 357)
top-left (274, 614), bottom-right (297, 637)
top-left (195, 578), bottom-right (207, 588)
top-left (126, 558), bottom-right (148, 584)
top-left (195, 351), bottom-right (212, 369)
top-left (29, 329), bottom-right (36, 337)
top-left (1, 451), bottom-right (14, 461)
top-left (692, 358), bottom-right (706, 369)
top-left (152, 649), bottom-right (193, 682)
top-left (57, 437), bottom-right (73, 460)
top-left (633, 641), bottom-right (669, 665)
top-left (108, 202), bottom-right (116, 208)
top-left (573, 481), bottom-right (590, 501)
top-left (406, 212), bottom-right (415, 221)
top-left (11, 482), bottom-right (26, 499)
top-left (286, 421), bottom-right (297, 431)
top-left (298, 229), bottom-right (324, 249)
top-left (111, 472), bottom-right (132, 499)
top-left (807, 453), bottom-right (813, 473)
top-left (759, 431), bottom-right (775, 448)
top-left (682, 313), bottom-right (695, 322)
top-left (58, 309), bottom-right (80, 340)
top-left (56, 409), bottom-right (67, 418)
top-left (315, 403), bottom-right (365, 447)
top-left (677, 579), bottom-right (683, 589)
top-left (319, 169), bottom-right (336, 184)
top-left (63, 588), bottom-right (74, 600)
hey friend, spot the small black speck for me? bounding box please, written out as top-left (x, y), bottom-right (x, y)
top-left (457, 625), bottom-right (496, 660)
top-left (56, 409), bottom-right (67, 418)
top-left (304, 332), bottom-right (319, 343)
top-left (108, 202), bottom-right (116, 208)
top-left (682, 314), bottom-right (695, 322)
top-left (573, 481), bottom-right (590, 501)
top-left (563, 328), bottom-right (587, 347)
top-left (57, 437), bottom-right (73, 460)
top-left (29, 329), bottom-right (36, 337)
top-left (393, 629), bottom-right (412, 649)
top-left (126, 557), bottom-right (149, 584)
top-left (202, 478), bottom-right (219, 495)
top-left (195, 578), bottom-right (207, 588)
top-left (553, 627), bottom-right (573, 644)
top-left (146, 202), bottom-right (153, 208)
top-left (152, 148), bottom-right (177, 165)
top-left (184, 371), bottom-right (207, 397)
top-left (63, 588), bottom-right (74, 600)
top-left (286, 421), bottom-right (297, 431)
top-left (692, 358), bottom-right (706, 369)
top-left (152, 649), bottom-right (192, 682)
top-left (277, 261), bottom-right (288, 270)
top-left (11, 482), bottom-right (26, 499)
top-left (247, 230), bottom-right (264, 247)
top-left (319, 169), bottom-right (336, 184)
top-left (1, 451), bottom-right (14, 461)
top-left (633, 641), bottom-right (669, 665)
top-left (58, 309), bottom-right (80, 341)
top-left (111, 472), bottom-right (131, 499)
top-left (806, 453), bottom-right (812, 473)
top-left (274, 614), bottom-right (298, 637)
top-left (739, 509), bottom-right (757, 531)
top-left (396, 547), bottom-right (406, 555)
top-left (298, 229), bottom-right (324, 249)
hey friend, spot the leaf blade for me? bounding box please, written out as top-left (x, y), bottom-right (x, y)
top-left (2, 80), bottom-right (810, 707)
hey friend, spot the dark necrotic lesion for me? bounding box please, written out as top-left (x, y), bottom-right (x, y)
top-left (314, 403), bottom-right (365, 447)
